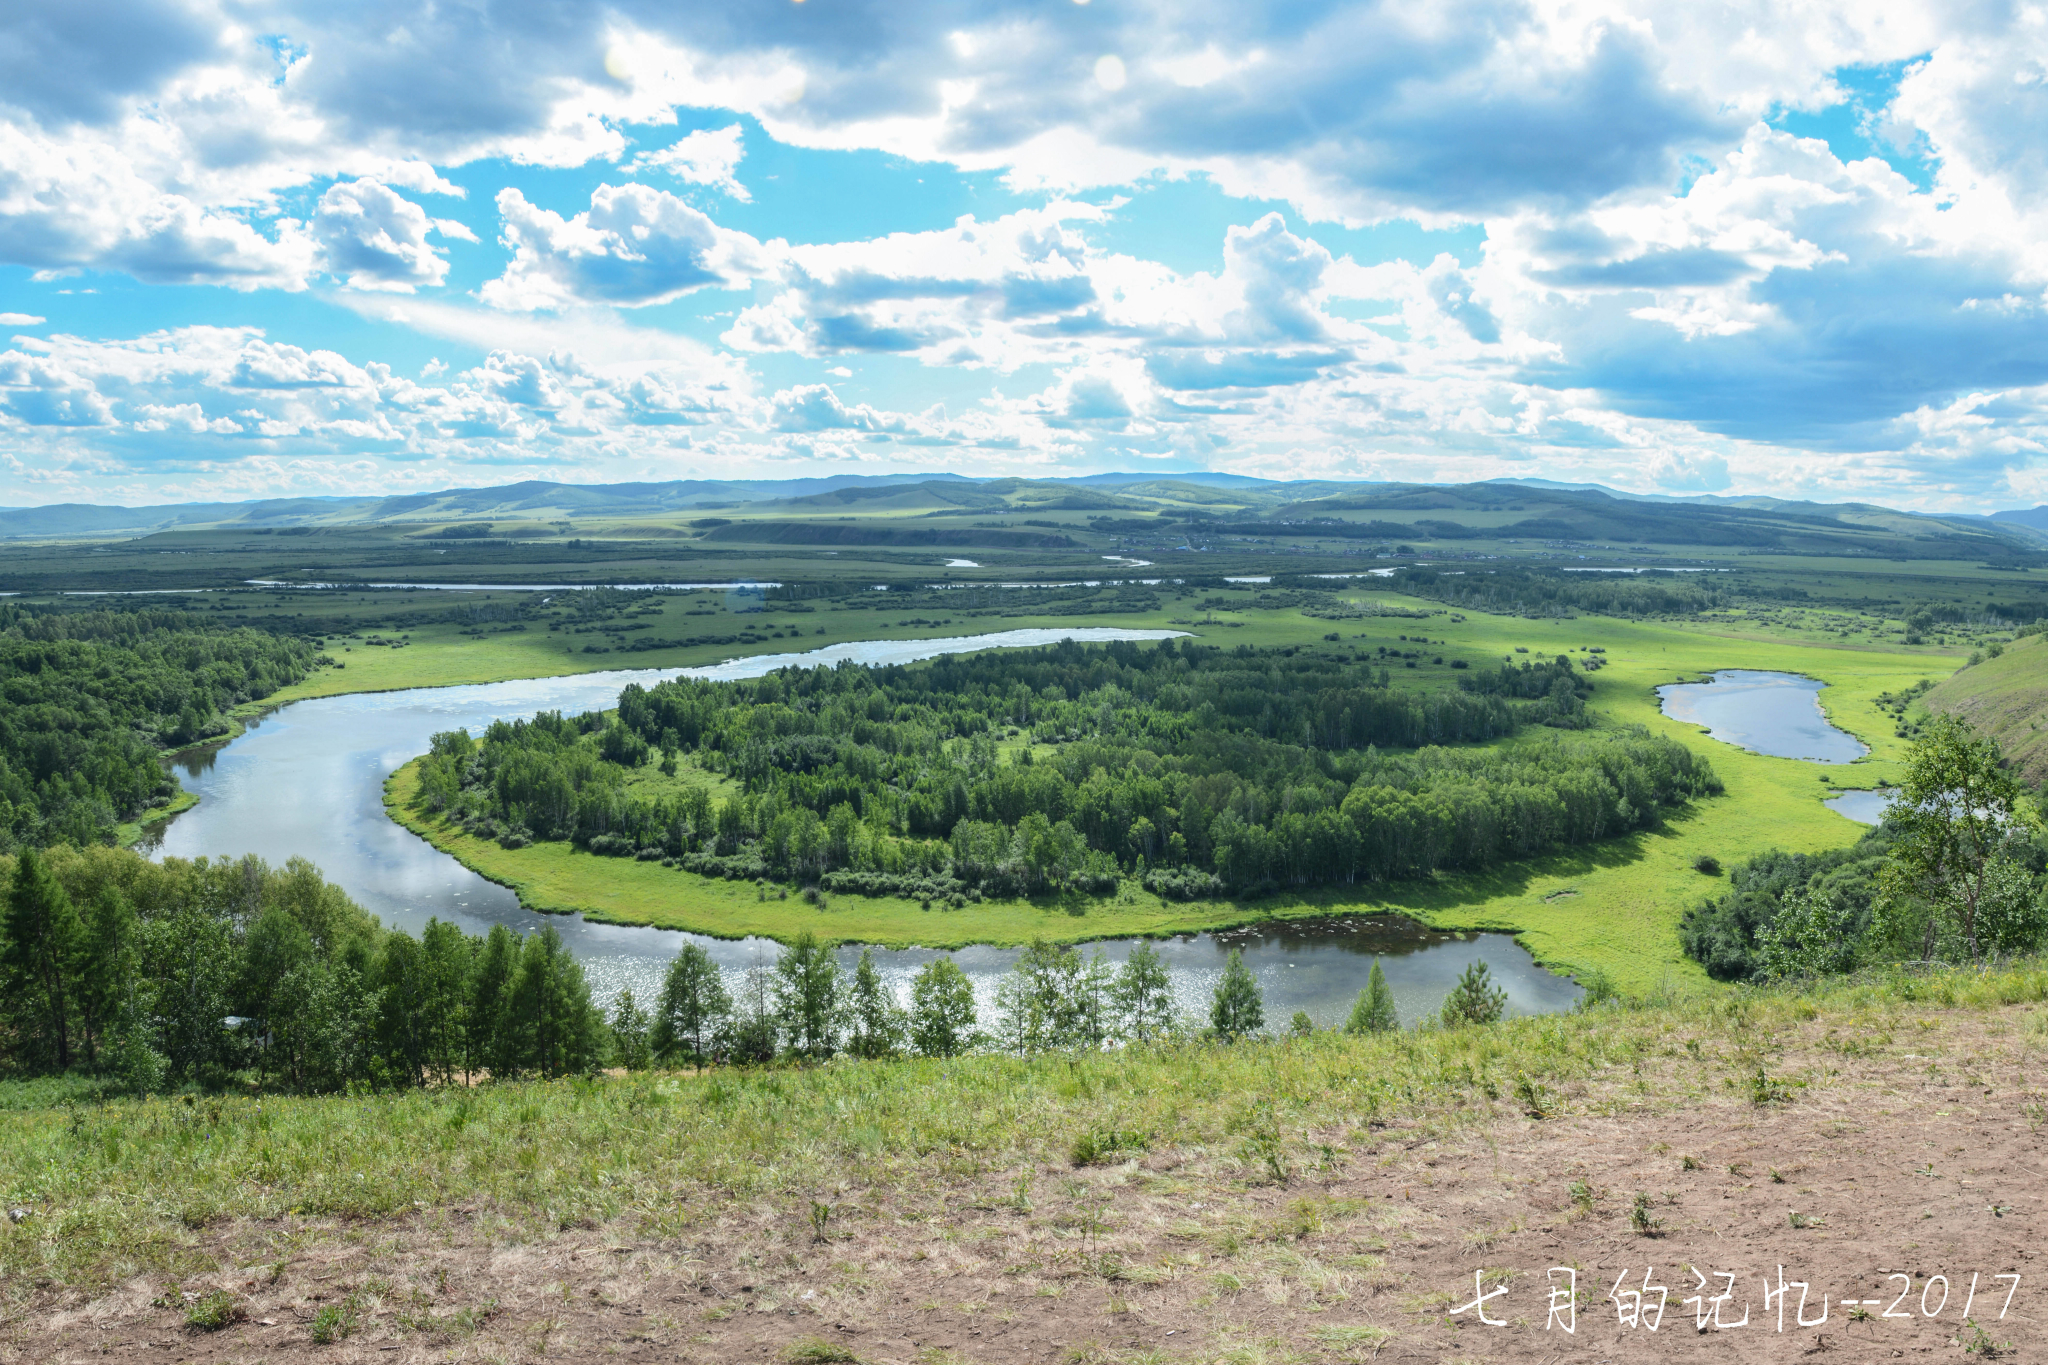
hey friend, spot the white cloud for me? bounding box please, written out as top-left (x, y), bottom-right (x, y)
top-left (3, 0), bottom-right (2048, 507)
top-left (0, 121), bottom-right (318, 288)
top-left (0, 313), bottom-right (44, 325)
top-left (311, 179), bottom-right (449, 292)
top-left (480, 183), bottom-right (767, 310)
top-left (623, 124), bottom-right (750, 200)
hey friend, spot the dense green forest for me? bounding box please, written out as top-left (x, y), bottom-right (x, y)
top-left (0, 843), bottom-right (1347, 1091)
top-left (410, 639), bottom-right (1719, 900)
top-left (0, 606), bottom-right (316, 849)
top-left (0, 843), bottom-right (613, 1089)
top-left (1682, 715), bottom-right (2048, 980)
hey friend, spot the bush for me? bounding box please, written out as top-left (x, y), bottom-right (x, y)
top-left (309, 1299), bottom-right (357, 1344)
top-left (184, 1289), bottom-right (246, 1332)
top-left (1692, 854), bottom-right (1721, 875)
top-left (1680, 828), bottom-right (1893, 982)
top-left (1143, 867), bottom-right (1227, 901)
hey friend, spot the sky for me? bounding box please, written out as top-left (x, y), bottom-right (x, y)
top-left (3, 2), bottom-right (2048, 512)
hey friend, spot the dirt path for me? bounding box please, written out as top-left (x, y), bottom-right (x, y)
top-left (16, 1006), bottom-right (2045, 1363)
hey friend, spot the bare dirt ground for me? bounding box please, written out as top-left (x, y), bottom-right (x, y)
top-left (12, 1005), bottom-right (2044, 1365)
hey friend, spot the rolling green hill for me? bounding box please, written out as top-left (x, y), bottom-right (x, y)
top-left (1923, 632), bottom-right (2048, 782)
top-left (1272, 482), bottom-right (2046, 561)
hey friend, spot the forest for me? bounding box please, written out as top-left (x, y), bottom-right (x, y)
top-left (0, 605), bottom-right (316, 849)
top-left (0, 841), bottom-right (1471, 1092)
top-left (409, 639), bottom-right (1720, 900)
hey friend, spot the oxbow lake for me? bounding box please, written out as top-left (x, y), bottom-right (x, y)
top-left (151, 629), bottom-right (1581, 1028)
top-left (1657, 670), bottom-right (1869, 764)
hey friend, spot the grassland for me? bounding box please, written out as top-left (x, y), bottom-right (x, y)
top-left (3, 964), bottom-right (2044, 1362)
top-left (1924, 632), bottom-right (2048, 784)
top-left (373, 584), bottom-right (1964, 994)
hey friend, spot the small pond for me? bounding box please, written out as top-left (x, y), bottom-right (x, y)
top-left (1657, 670), bottom-right (1867, 763)
top-left (149, 628), bottom-right (1581, 1029)
top-left (1823, 788), bottom-right (1893, 825)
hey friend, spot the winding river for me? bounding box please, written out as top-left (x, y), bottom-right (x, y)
top-left (151, 628), bottom-right (1581, 1028)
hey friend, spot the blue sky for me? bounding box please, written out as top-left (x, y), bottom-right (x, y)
top-left (2, 1), bottom-right (2046, 512)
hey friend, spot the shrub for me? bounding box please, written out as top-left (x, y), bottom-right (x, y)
top-left (184, 1290), bottom-right (245, 1332)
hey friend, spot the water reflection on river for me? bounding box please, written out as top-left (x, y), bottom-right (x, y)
top-left (150, 629), bottom-right (1580, 1028)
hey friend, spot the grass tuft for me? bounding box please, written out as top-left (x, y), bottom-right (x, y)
top-left (183, 1289), bottom-right (245, 1332)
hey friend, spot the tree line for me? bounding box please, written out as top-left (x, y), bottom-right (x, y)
top-left (0, 605), bottom-right (314, 849)
top-left (411, 639), bottom-right (1719, 900)
top-left (1, 840), bottom-right (1528, 1091)
top-left (1329, 567), bottom-right (1727, 619)
top-left (0, 844), bottom-right (610, 1090)
top-left (1682, 715), bottom-right (2048, 981)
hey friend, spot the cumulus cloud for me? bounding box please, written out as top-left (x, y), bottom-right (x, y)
top-left (311, 179), bottom-right (451, 291)
top-left (1477, 124), bottom-right (2048, 445)
top-left (480, 184), bottom-right (766, 309)
top-left (768, 384), bottom-right (909, 433)
top-left (623, 124), bottom-right (750, 200)
top-left (7, 0), bottom-right (2048, 507)
top-left (0, 326), bottom-right (754, 486)
top-left (0, 125), bottom-right (318, 288)
top-left (722, 203), bottom-right (1396, 389)
top-left (0, 0), bottom-right (1959, 287)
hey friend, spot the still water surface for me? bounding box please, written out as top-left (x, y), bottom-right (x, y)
top-left (1823, 788), bottom-right (1893, 825)
top-left (1657, 670), bottom-right (1868, 764)
top-left (152, 629), bottom-right (1580, 1028)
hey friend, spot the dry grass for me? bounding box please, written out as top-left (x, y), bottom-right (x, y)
top-left (5, 963), bottom-right (2046, 1361)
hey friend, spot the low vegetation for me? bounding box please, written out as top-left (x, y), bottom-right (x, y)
top-left (3, 956), bottom-right (2046, 1365)
top-left (1924, 627), bottom-right (2048, 784)
top-left (1684, 714), bottom-right (2048, 980)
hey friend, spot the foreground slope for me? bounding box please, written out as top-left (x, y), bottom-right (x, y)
top-left (3, 967), bottom-right (2042, 1362)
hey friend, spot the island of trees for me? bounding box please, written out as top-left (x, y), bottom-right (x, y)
top-left (409, 638), bottom-right (1720, 901)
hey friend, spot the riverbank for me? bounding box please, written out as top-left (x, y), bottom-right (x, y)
top-left (4, 962), bottom-right (2041, 1362)
top-left (113, 788), bottom-right (198, 849)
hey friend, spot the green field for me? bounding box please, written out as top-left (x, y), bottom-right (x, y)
top-left (371, 586), bottom-right (1963, 994)
top-left (1923, 632), bottom-right (2048, 784)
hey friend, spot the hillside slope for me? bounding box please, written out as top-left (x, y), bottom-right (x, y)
top-left (1924, 632), bottom-right (2048, 782)
top-left (3, 971), bottom-right (2042, 1363)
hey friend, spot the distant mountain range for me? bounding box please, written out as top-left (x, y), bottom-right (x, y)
top-left (1, 473), bottom-right (2044, 553)
top-left (0, 471), bottom-right (1290, 540)
top-left (1991, 505), bottom-right (2048, 531)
